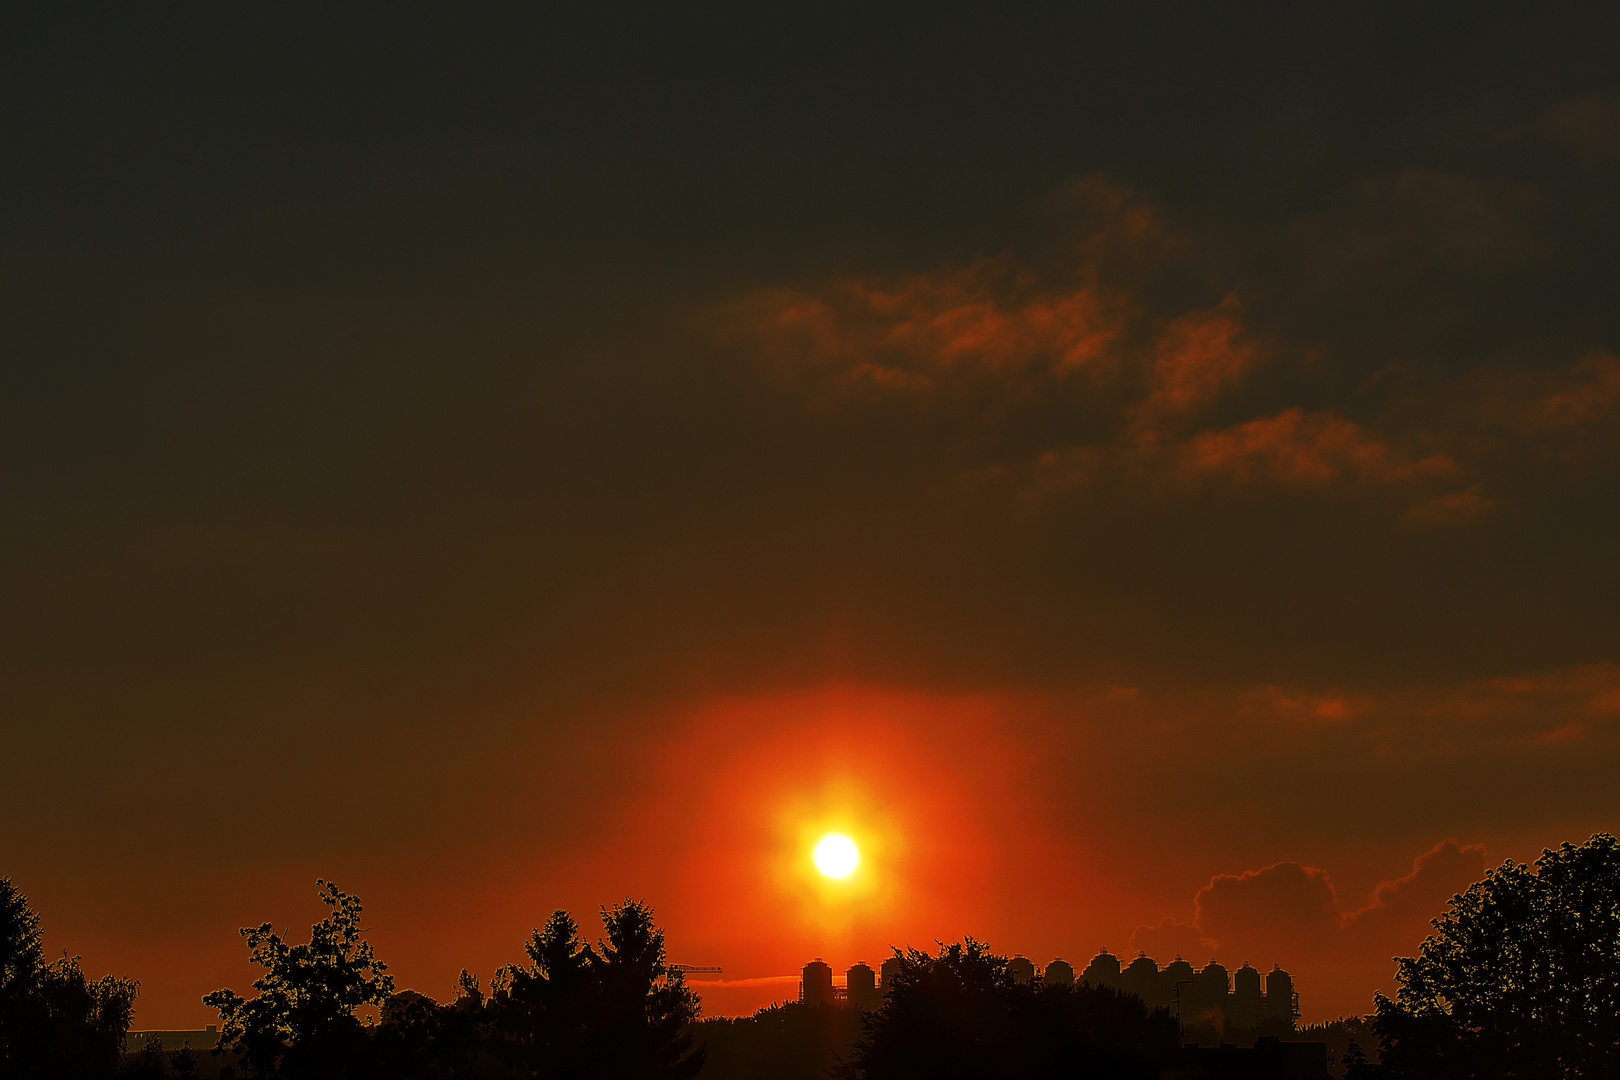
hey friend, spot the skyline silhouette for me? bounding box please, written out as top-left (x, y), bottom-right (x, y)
top-left (7, 832), bottom-right (1620, 1076)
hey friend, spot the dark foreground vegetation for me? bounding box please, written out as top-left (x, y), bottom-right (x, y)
top-left (2, 833), bottom-right (1619, 1079)
top-left (697, 942), bottom-right (1179, 1080)
top-left (843, 941), bottom-right (1177, 1079)
top-left (0, 880), bottom-right (137, 1079)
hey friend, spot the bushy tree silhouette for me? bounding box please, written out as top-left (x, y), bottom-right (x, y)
top-left (1373, 832), bottom-right (1620, 1079)
top-left (841, 939), bottom-right (1176, 1080)
top-left (204, 881), bottom-right (395, 1079)
top-left (695, 1001), bottom-right (863, 1080)
top-left (0, 877), bottom-right (137, 1080)
top-left (491, 900), bottom-right (702, 1080)
top-left (117, 1035), bottom-right (199, 1080)
top-left (36, 957), bottom-right (139, 1080)
top-left (371, 976), bottom-right (490, 1080)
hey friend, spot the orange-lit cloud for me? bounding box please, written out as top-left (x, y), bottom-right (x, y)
top-left (722, 186), bottom-right (1620, 523)
top-left (1137, 294), bottom-right (1261, 426)
top-left (1129, 841), bottom-right (1489, 1016)
top-left (1403, 484), bottom-right (1501, 526)
top-left (748, 262), bottom-right (1128, 397)
top-left (1533, 351), bottom-right (1620, 430)
top-left (1243, 662), bottom-right (1620, 754)
top-left (1180, 408), bottom-right (1458, 488)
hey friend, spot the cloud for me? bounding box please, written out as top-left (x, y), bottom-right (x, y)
top-left (1448, 351), bottom-right (1620, 469)
top-left (1244, 663), bottom-right (1620, 754)
top-left (1378, 663), bottom-right (1620, 752)
top-left (1246, 688), bottom-right (1372, 724)
top-left (724, 181), bottom-right (1620, 522)
top-left (1192, 861), bottom-right (1341, 959)
top-left (747, 261), bottom-right (1128, 396)
top-left (1345, 840), bottom-right (1489, 937)
top-left (1137, 294), bottom-right (1261, 426)
top-left (1128, 841), bottom-right (1490, 1015)
top-left (1129, 916), bottom-right (1216, 962)
top-left (1524, 351), bottom-right (1620, 435)
top-left (1404, 484), bottom-right (1501, 526)
top-left (685, 974), bottom-right (799, 988)
top-left (1180, 408), bottom-right (1459, 488)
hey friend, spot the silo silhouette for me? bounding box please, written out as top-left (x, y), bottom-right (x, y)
top-left (879, 955), bottom-right (903, 995)
top-left (1121, 954), bottom-right (1162, 1006)
top-left (1081, 949), bottom-right (1122, 989)
top-left (1232, 963), bottom-right (1263, 1028)
top-left (846, 962), bottom-right (878, 1011)
top-left (1264, 965), bottom-right (1298, 1027)
top-left (800, 959), bottom-right (834, 1007)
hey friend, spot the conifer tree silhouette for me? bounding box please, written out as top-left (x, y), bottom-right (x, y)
top-left (491, 900), bottom-right (702, 1080)
top-left (0, 877), bottom-right (137, 1080)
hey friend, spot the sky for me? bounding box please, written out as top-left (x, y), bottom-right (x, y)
top-left (2, 3), bottom-right (1619, 1027)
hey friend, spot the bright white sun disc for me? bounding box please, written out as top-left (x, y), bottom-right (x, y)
top-left (815, 834), bottom-right (859, 878)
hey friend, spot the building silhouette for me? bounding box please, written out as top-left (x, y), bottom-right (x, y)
top-left (1075, 949), bottom-right (1300, 1031)
top-left (799, 959), bottom-right (835, 1007)
top-left (799, 959), bottom-right (883, 1011)
top-left (796, 948), bottom-right (1301, 1033)
top-left (1232, 962), bottom-right (1264, 1028)
top-left (845, 962), bottom-right (880, 1011)
top-left (1081, 949), bottom-right (1122, 987)
top-left (1263, 965), bottom-right (1297, 1025)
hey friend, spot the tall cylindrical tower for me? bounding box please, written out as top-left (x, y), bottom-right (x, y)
top-left (801, 959), bottom-right (835, 1007)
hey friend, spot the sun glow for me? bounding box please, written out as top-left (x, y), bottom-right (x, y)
top-left (814, 834), bottom-right (860, 878)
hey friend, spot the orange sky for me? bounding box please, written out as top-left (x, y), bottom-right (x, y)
top-left (26, 678), bottom-right (1615, 1026)
top-left (3, 4), bottom-right (1619, 1035)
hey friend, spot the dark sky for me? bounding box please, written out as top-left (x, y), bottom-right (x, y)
top-left (3, 3), bottom-right (1619, 1025)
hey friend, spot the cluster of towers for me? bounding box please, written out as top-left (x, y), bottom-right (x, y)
top-left (1069, 950), bottom-right (1299, 1030)
top-left (799, 950), bottom-right (1299, 1031)
top-left (799, 958), bottom-right (883, 1011)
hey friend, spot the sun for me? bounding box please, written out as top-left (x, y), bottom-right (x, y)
top-left (814, 834), bottom-right (859, 878)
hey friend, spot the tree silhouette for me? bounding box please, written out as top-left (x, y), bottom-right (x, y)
top-left (1373, 832), bottom-right (1620, 1079)
top-left (372, 977), bottom-right (490, 1080)
top-left (0, 877), bottom-right (137, 1080)
top-left (1342, 1038), bottom-right (1374, 1079)
top-left (592, 901), bottom-right (704, 1080)
top-left (118, 1034), bottom-right (199, 1080)
top-left (166, 1043), bottom-right (200, 1080)
top-left (36, 957), bottom-right (139, 1080)
top-left (492, 911), bottom-right (597, 1078)
top-left (842, 939), bottom-right (1176, 1080)
top-left (203, 880), bottom-right (395, 1079)
top-left (491, 900), bottom-right (702, 1080)
top-left (694, 1001), bottom-right (863, 1080)
top-left (0, 877), bottom-right (45, 1076)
